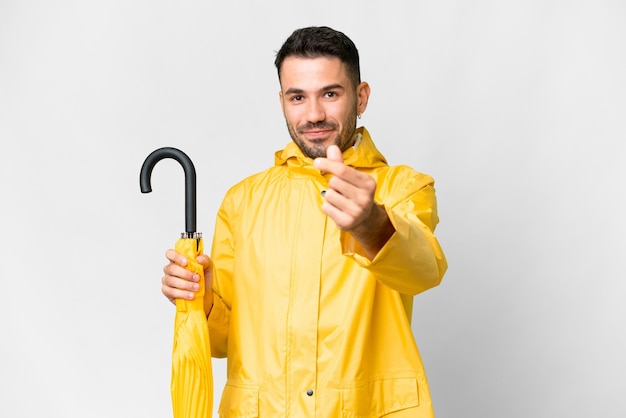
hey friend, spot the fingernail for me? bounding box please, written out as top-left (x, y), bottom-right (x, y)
top-left (188, 293), bottom-right (195, 300)
top-left (192, 283), bottom-right (199, 291)
top-left (193, 274), bottom-right (200, 282)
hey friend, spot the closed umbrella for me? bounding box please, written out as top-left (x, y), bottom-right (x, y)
top-left (140, 147), bottom-right (213, 417)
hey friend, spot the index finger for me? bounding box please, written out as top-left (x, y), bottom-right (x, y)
top-left (314, 157), bottom-right (365, 186)
top-left (314, 156), bottom-right (349, 176)
top-left (165, 248), bottom-right (188, 267)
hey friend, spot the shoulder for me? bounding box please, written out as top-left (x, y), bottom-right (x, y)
top-left (220, 166), bottom-right (283, 208)
top-left (227, 166), bottom-right (283, 193)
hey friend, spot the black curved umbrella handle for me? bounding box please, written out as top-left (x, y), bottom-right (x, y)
top-left (140, 147), bottom-right (197, 234)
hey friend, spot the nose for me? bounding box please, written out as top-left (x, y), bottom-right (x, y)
top-left (305, 99), bottom-right (325, 123)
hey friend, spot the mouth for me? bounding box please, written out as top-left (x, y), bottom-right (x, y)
top-left (300, 129), bottom-right (334, 142)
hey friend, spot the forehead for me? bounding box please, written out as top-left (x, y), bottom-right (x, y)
top-left (279, 56), bottom-right (349, 90)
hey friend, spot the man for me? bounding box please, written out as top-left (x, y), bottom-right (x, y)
top-left (162, 26), bottom-right (447, 417)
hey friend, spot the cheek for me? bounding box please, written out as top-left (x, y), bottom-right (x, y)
top-left (328, 103), bottom-right (351, 122)
top-left (283, 108), bottom-right (304, 127)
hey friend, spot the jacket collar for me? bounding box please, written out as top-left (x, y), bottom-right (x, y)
top-left (274, 127), bottom-right (388, 169)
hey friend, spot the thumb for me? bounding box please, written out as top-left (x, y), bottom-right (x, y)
top-left (197, 254), bottom-right (213, 271)
top-left (326, 145), bottom-right (344, 163)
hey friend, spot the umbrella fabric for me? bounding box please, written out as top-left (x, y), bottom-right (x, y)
top-left (171, 235), bottom-right (213, 417)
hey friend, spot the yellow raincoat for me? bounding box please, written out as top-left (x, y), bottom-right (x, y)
top-left (208, 127), bottom-right (447, 417)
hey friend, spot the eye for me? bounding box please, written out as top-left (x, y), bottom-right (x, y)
top-left (290, 95), bottom-right (304, 102)
top-left (324, 91), bottom-right (337, 98)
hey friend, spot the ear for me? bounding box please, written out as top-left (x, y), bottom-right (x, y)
top-left (356, 82), bottom-right (371, 115)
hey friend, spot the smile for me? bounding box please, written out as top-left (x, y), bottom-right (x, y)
top-left (302, 130), bottom-right (333, 140)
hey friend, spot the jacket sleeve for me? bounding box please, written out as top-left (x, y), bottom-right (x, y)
top-left (206, 191), bottom-right (236, 358)
top-left (341, 167), bottom-right (447, 295)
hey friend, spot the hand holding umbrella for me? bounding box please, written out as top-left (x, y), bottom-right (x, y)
top-left (140, 147), bottom-right (213, 418)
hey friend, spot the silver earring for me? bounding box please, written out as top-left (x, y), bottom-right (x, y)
top-left (358, 113), bottom-right (362, 119)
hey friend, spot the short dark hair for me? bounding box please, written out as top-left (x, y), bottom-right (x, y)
top-left (274, 26), bottom-right (361, 88)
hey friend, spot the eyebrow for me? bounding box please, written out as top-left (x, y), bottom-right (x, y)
top-left (284, 84), bottom-right (345, 96)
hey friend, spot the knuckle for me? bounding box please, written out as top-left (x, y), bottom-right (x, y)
top-left (357, 195), bottom-right (371, 209)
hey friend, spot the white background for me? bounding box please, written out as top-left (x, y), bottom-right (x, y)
top-left (1, 1), bottom-right (625, 417)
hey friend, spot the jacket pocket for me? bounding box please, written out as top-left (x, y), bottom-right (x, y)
top-left (340, 377), bottom-right (419, 417)
top-left (217, 382), bottom-right (259, 418)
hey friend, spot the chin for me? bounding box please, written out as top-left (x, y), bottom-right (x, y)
top-left (296, 142), bottom-right (326, 159)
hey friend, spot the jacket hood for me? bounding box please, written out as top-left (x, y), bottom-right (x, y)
top-left (274, 126), bottom-right (388, 169)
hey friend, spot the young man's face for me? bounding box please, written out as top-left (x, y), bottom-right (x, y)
top-left (279, 56), bottom-right (369, 159)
